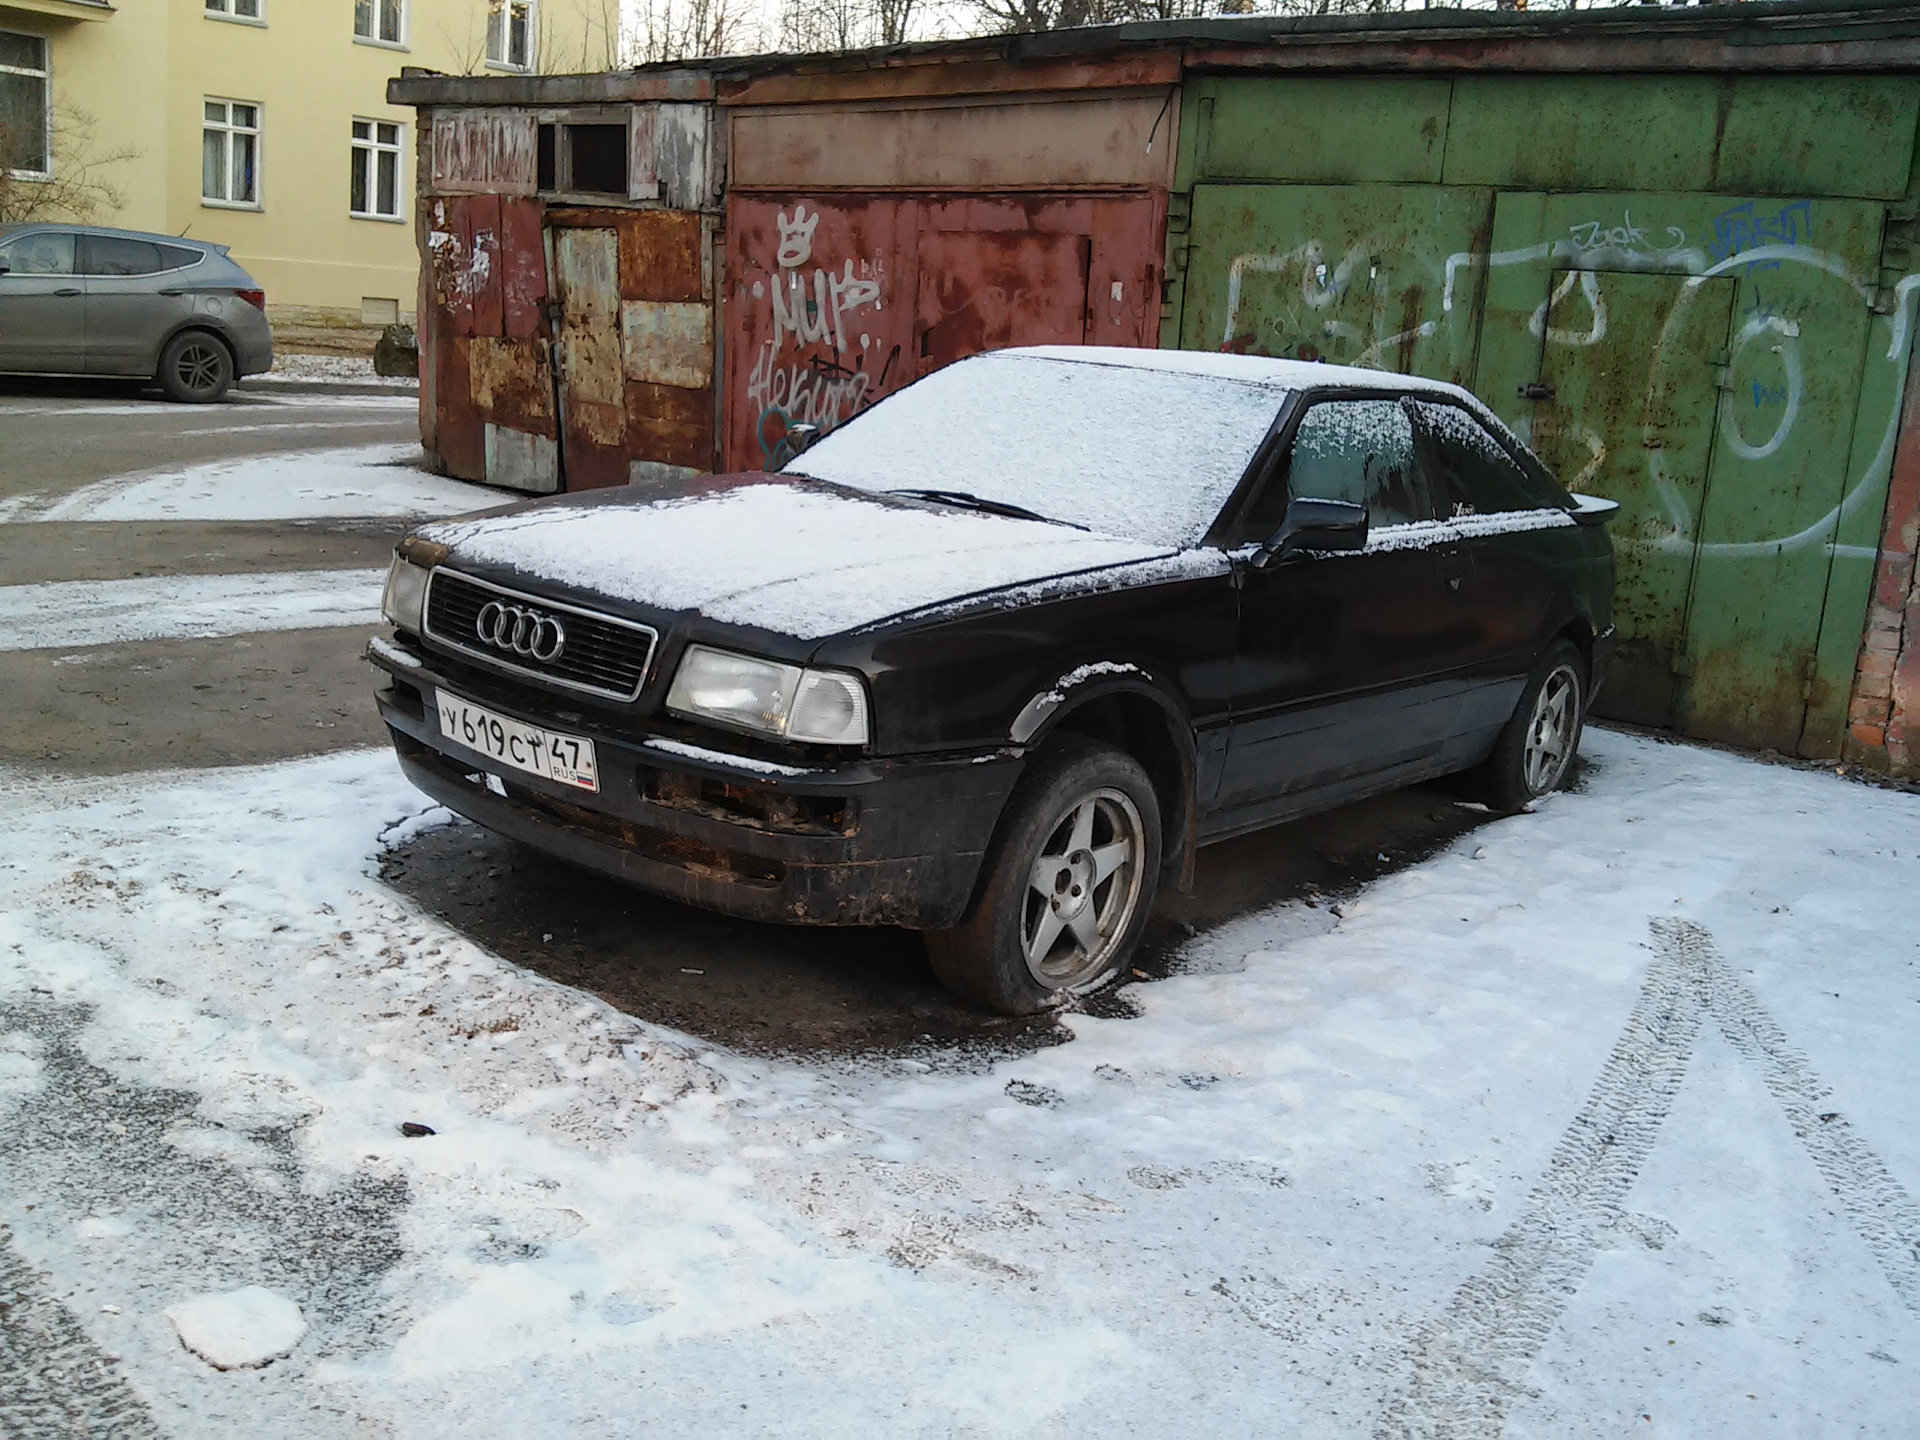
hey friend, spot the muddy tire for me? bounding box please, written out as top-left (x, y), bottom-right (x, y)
top-left (1465, 640), bottom-right (1586, 815)
top-left (926, 737), bottom-right (1161, 1015)
top-left (157, 331), bottom-right (234, 404)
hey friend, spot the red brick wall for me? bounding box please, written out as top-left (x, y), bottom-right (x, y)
top-left (1845, 356), bottom-right (1920, 771)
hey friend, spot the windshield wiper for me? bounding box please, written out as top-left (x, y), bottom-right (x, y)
top-left (886, 489), bottom-right (1086, 530)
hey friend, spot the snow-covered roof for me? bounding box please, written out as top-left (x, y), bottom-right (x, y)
top-left (1004, 345), bottom-right (1472, 399)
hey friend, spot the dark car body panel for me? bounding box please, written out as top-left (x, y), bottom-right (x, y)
top-left (370, 354), bottom-right (1614, 930)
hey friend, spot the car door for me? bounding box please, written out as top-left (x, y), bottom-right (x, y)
top-left (0, 230), bottom-right (85, 373)
top-left (1216, 394), bottom-right (1479, 818)
top-left (80, 234), bottom-right (196, 376)
top-left (1410, 399), bottom-right (1568, 740)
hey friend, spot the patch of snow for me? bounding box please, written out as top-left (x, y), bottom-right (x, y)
top-left (1033, 660), bottom-right (1145, 707)
top-left (0, 394), bottom-right (417, 419)
top-left (788, 351), bottom-right (1288, 547)
top-left (424, 481), bottom-right (1166, 640)
top-left (0, 444), bottom-right (503, 524)
top-left (0, 569), bottom-right (384, 651)
top-left (1, 733), bottom-right (1918, 1432)
top-left (367, 634), bottom-right (423, 670)
top-left (165, 1287), bottom-right (308, 1370)
top-left (258, 353), bottom-right (416, 388)
top-left (642, 737), bottom-right (818, 778)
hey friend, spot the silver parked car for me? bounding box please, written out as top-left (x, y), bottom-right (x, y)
top-left (0, 223), bottom-right (274, 403)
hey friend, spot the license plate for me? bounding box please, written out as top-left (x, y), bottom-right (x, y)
top-left (434, 688), bottom-right (599, 793)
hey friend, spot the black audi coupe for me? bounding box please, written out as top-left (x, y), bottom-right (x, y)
top-left (369, 347), bottom-right (1616, 1014)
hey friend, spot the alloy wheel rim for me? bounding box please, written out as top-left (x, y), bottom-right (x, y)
top-left (1021, 786), bottom-right (1145, 992)
top-left (177, 344), bottom-right (224, 394)
top-left (1522, 665), bottom-right (1580, 796)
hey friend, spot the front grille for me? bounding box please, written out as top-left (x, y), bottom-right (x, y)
top-left (423, 568), bottom-right (659, 703)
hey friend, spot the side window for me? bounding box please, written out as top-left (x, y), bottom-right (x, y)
top-left (1412, 402), bottom-right (1544, 517)
top-left (80, 235), bottom-right (163, 276)
top-left (0, 231), bottom-right (75, 275)
top-left (157, 243), bottom-right (204, 271)
top-left (1240, 398), bottom-right (1421, 543)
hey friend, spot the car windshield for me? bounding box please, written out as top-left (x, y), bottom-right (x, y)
top-left (783, 353), bottom-right (1289, 548)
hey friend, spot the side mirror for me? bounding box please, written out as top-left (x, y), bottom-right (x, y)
top-left (1253, 497), bottom-right (1368, 568)
top-left (777, 422), bottom-right (821, 466)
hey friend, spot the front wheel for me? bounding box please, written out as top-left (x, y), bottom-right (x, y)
top-left (157, 331), bottom-right (234, 403)
top-left (1466, 640), bottom-right (1586, 814)
top-left (926, 738), bottom-right (1161, 1015)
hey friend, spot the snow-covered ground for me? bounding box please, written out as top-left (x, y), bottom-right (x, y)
top-left (0, 569), bottom-right (385, 651)
top-left (1, 729), bottom-right (1916, 1436)
top-left (0, 444), bottom-right (504, 524)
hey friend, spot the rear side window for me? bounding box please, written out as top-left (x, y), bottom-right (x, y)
top-left (1240, 398), bottom-right (1421, 542)
top-left (81, 235), bottom-right (164, 276)
top-left (0, 230), bottom-right (75, 275)
top-left (157, 243), bottom-right (204, 270)
top-left (1412, 402), bottom-right (1546, 517)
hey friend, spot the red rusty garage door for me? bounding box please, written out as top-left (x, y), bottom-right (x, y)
top-left (724, 193), bottom-right (1161, 473)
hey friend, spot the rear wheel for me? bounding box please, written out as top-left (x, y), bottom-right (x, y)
top-left (927, 737), bottom-right (1161, 1015)
top-left (157, 331), bottom-right (233, 403)
top-left (1466, 640), bottom-right (1586, 814)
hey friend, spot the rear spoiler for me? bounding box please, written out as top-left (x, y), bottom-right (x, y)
top-left (1568, 493), bottom-right (1619, 526)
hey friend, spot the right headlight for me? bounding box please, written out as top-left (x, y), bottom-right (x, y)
top-left (381, 554), bottom-right (430, 634)
top-left (665, 645), bottom-right (871, 746)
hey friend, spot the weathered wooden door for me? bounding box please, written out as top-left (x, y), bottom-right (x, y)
top-left (913, 230), bottom-right (1090, 375)
top-left (551, 226), bottom-right (629, 489)
top-left (1531, 270), bottom-right (1736, 730)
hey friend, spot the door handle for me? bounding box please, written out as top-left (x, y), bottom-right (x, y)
top-left (54, 287), bottom-right (81, 297)
top-left (159, 289), bottom-right (185, 297)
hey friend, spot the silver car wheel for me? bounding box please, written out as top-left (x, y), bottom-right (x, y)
top-left (1021, 786), bottom-right (1146, 991)
top-left (174, 340), bottom-right (225, 395)
top-left (1522, 663), bottom-right (1581, 796)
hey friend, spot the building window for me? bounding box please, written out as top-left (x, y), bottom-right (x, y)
top-left (204, 0), bottom-right (264, 22)
top-left (351, 119), bottom-right (403, 220)
top-left (486, 1), bottom-right (534, 71)
top-left (202, 99), bottom-right (261, 208)
top-left (0, 31), bottom-right (50, 178)
top-left (353, 0), bottom-right (405, 46)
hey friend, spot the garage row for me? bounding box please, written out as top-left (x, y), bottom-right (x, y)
top-left (390, 3), bottom-right (1920, 773)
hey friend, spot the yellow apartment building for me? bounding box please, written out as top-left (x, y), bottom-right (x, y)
top-left (0, 0), bottom-right (619, 351)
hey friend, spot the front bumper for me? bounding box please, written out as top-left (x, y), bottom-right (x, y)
top-left (369, 634), bottom-right (1023, 929)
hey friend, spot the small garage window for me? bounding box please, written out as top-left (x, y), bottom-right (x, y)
top-left (565, 123), bottom-right (626, 196)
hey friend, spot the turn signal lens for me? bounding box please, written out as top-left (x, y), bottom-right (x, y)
top-left (666, 645), bottom-right (871, 746)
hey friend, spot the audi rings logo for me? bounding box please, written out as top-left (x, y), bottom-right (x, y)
top-left (475, 600), bottom-right (568, 663)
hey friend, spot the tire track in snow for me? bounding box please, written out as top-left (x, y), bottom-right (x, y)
top-left (1377, 917), bottom-right (1920, 1439)
top-left (0, 1227), bottom-right (161, 1439)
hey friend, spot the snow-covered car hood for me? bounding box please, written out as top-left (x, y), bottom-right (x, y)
top-left (417, 475), bottom-right (1173, 640)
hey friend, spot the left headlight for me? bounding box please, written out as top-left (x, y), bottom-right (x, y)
top-left (665, 644), bottom-right (871, 746)
top-left (381, 555), bottom-right (430, 634)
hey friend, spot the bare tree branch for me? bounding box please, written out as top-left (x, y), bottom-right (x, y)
top-left (0, 106), bottom-right (138, 226)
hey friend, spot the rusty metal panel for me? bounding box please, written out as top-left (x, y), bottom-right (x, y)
top-left (622, 301), bottom-right (711, 388)
top-left (484, 424), bottom-right (559, 493)
top-left (427, 194), bottom-right (505, 340)
top-left (727, 196), bottom-right (910, 471)
top-left (436, 337), bottom-right (485, 483)
top-left (553, 226), bottom-right (628, 488)
top-left (728, 93), bottom-right (1176, 192)
top-left (468, 336), bottom-right (553, 423)
top-left (627, 381), bottom-right (714, 473)
top-left (618, 209), bottom-right (704, 301)
top-left (1178, 182), bottom-right (1493, 383)
top-left (499, 196), bottom-right (546, 340)
top-left (719, 52), bottom-right (1180, 109)
top-left (430, 108), bottom-right (536, 196)
top-left (657, 103), bottom-right (712, 210)
top-left (916, 230), bottom-right (1090, 371)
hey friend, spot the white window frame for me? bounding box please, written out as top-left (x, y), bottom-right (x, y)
top-left (485, 1), bottom-right (535, 73)
top-left (0, 29), bottom-right (51, 181)
top-left (350, 117), bottom-right (405, 222)
top-left (352, 0), bottom-right (407, 50)
top-left (203, 0), bottom-right (266, 25)
top-left (202, 97), bottom-right (262, 210)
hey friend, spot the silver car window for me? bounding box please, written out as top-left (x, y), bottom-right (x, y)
top-left (0, 231), bottom-right (76, 275)
top-left (80, 234), bottom-right (164, 276)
